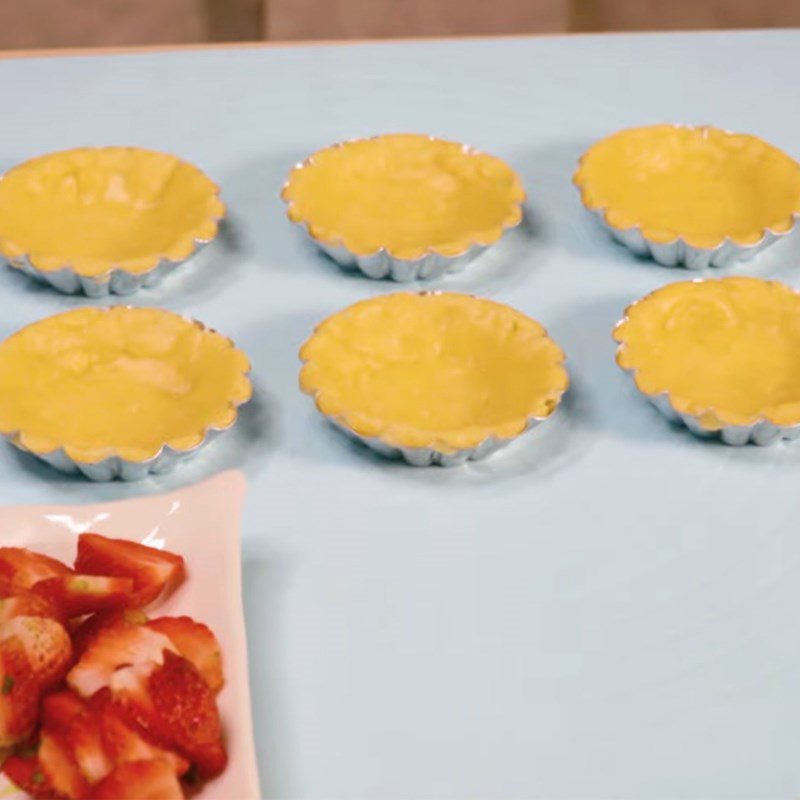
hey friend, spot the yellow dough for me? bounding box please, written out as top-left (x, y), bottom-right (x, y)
top-left (0, 147), bottom-right (224, 275)
top-left (615, 277), bottom-right (800, 428)
top-left (574, 125), bottom-right (800, 248)
top-left (283, 134), bottom-right (525, 259)
top-left (300, 292), bottom-right (568, 452)
top-left (0, 307), bottom-right (251, 462)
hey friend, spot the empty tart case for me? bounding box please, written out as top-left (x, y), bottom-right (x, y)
top-left (0, 307), bottom-right (252, 480)
top-left (282, 134), bottom-right (526, 281)
top-left (0, 147), bottom-right (225, 296)
top-left (574, 124), bottom-right (800, 269)
top-left (299, 292), bottom-right (568, 465)
top-left (614, 277), bottom-right (800, 445)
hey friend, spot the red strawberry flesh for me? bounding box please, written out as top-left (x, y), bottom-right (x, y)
top-left (0, 636), bottom-right (41, 747)
top-left (3, 753), bottom-right (54, 799)
top-left (42, 691), bottom-right (113, 784)
top-left (109, 651), bottom-right (227, 778)
top-left (33, 575), bottom-right (134, 619)
top-left (75, 534), bottom-right (185, 608)
top-left (1, 616), bottom-right (72, 690)
top-left (0, 548), bottom-right (71, 595)
top-left (67, 623), bottom-right (176, 699)
top-left (90, 689), bottom-right (190, 777)
top-left (38, 729), bottom-right (88, 799)
top-left (89, 758), bottom-right (184, 800)
top-left (146, 616), bottom-right (224, 693)
top-left (70, 609), bottom-right (149, 662)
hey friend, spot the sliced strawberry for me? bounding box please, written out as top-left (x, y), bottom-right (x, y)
top-left (33, 575), bottom-right (134, 619)
top-left (38, 729), bottom-right (88, 799)
top-left (75, 534), bottom-right (186, 608)
top-left (3, 752), bottom-right (55, 799)
top-left (109, 652), bottom-right (227, 778)
top-left (71, 609), bottom-right (149, 662)
top-left (0, 592), bottom-right (64, 624)
top-left (42, 691), bottom-right (113, 784)
top-left (89, 759), bottom-right (184, 800)
top-left (90, 690), bottom-right (190, 777)
top-left (0, 636), bottom-right (41, 747)
top-left (0, 548), bottom-right (71, 595)
top-left (146, 617), bottom-right (224, 693)
top-left (1, 616), bottom-right (72, 689)
top-left (67, 622), bottom-right (176, 699)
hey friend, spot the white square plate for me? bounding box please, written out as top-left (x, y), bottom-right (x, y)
top-left (0, 470), bottom-right (259, 800)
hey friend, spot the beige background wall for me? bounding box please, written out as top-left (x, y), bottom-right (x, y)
top-left (0, 0), bottom-right (798, 50)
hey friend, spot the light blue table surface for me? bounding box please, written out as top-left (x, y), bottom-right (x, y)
top-left (1, 29), bottom-right (799, 799)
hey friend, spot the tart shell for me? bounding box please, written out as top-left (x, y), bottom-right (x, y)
top-left (282, 134), bottom-right (526, 282)
top-left (574, 125), bottom-right (800, 269)
top-left (324, 413), bottom-right (548, 466)
top-left (299, 292), bottom-right (568, 465)
top-left (614, 277), bottom-right (800, 445)
top-left (582, 206), bottom-right (792, 269)
top-left (0, 308), bottom-right (252, 480)
top-left (0, 147), bottom-right (225, 296)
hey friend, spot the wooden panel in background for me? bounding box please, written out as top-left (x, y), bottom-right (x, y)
top-left (0, 0), bottom-right (799, 51)
top-left (572, 0), bottom-right (800, 31)
top-left (0, 0), bottom-right (261, 49)
top-left (205, 0), bottom-right (263, 41)
top-left (266, 0), bottom-right (570, 40)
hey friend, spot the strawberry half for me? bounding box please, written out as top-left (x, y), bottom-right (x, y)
top-left (109, 651), bottom-right (227, 779)
top-left (75, 534), bottom-right (186, 608)
top-left (0, 548), bottom-right (71, 595)
top-left (71, 609), bottom-right (149, 662)
top-left (90, 690), bottom-right (190, 777)
top-left (33, 575), bottom-right (134, 619)
top-left (147, 617), bottom-right (224, 693)
top-left (39, 729), bottom-right (88, 799)
top-left (42, 691), bottom-right (113, 784)
top-left (67, 621), bottom-right (176, 699)
top-left (0, 636), bottom-right (41, 747)
top-left (89, 759), bottom-right (184, 800)
top-left (1, 616), bottom-right (72, 690)
top-left (0, 592), bottom-right (64, 624)
top-left (3, 752), bottom-right (54, 799)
